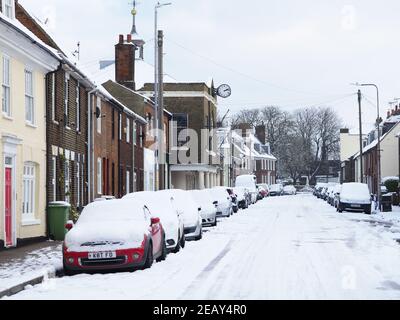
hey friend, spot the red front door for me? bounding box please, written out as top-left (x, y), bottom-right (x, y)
top-left (5, 167), bottom-right (13, 247)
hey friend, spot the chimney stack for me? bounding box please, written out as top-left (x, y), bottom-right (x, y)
top-left (115, 35), bottom-right (136, 90)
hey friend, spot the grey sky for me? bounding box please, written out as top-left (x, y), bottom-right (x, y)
top-left (20, 0), bottom-right (400, 131)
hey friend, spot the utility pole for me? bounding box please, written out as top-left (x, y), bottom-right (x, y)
top-left (157, 30), bottom-right (165, 190)
top-left (154, 2), bottom-right (171, 191)
top-left (358, 90), bottom-right (364, 183)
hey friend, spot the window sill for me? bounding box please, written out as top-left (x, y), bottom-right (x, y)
top-left (21, 219), bottom-right (41, 227)
top-left (25, 122), bottom-right (37, 129)
top-left (2, 114), bottom-right (13, 121)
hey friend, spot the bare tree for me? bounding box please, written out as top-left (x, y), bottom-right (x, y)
top-left (231, 108), bottom-right (261, 129)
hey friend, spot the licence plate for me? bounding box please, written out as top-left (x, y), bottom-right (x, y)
top-left (350, 204), bottom-right (361, 208)
top-left (88, 251), bottom-right (117, 260)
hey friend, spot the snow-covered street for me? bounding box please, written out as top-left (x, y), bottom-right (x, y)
top-left (6, 194), bottom-right (400, 300)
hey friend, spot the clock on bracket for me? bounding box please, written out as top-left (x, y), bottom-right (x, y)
top-left (216, 84), bottom-right (232, 98)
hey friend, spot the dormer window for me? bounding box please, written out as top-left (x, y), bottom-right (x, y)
top-left (2, 0), bottom-right (15, 19)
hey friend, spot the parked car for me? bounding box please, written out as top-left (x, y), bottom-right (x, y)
top-left (326, 185), bottom-right (339, 206)
top-left (159, 190), bottom-right (203, 241)
top-left (233, 187), bottom-right (249, 209)
top-left (63, 199), bottom-right (166, 275)
top-left (227, 188), bottom-right (239, 213)
top-left (269, 184), bottom-right (284, 196)
top-left (333, 184), bottom-right (342, 209)
top-left (236, 175), bottom-right (258, 204)
top-left (212, 186), bottom-right (233, 217)
top-left (258, 184), bottom-right (270, 197)
top-left (283, 185), bottom-right (297, 195)
top-left (190, 189), bottom-right (218, 227)
top-left (337, 183), bottom-right (372, 214)
top-left (94, 196), bottom-right (116, 202)
top-left (314, 183), bottom-right (327, 198)
top-left (257, 185), bottom-right (268, 199)
top-left (123, 191), bottom-right (185, 253)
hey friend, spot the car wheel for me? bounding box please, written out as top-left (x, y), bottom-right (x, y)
top-left (63, 263), bottom-right (76, 277)
top-left (365, 208), bottom-right (371, 215)
top-left (180, 234), bottom-right (186, 249)
top-left (195, 228), bottom-right (203, 241)
top-left (156, 235), bottom-right (168, 262)
top-left (173, 234), bottom-right (181, 253)
top-left (143, 243), bottom-right (154, 269)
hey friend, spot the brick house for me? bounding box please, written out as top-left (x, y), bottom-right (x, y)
top-left (140, 81), bottom-right (220, 190)
top-left (93, 33), bottom-right (172, 191)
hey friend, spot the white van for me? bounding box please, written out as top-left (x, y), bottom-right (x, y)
top-left (235, 175), bottom-right (258, 204)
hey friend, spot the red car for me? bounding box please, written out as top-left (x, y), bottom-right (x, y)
top-left (63, 199), bottom-right (167, 275)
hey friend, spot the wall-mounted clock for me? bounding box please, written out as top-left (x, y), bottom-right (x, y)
top-left (216, 84), bottom-right (232, 98)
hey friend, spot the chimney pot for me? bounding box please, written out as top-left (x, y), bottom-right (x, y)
top-left (119, 34), bottom-right (124, 44)
top-left (127, 34), bottom-right (132, 43)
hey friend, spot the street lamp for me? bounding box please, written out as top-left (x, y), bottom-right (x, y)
top-left (154, 1), bottom-right (171, 190)
top-left (355, 83), bottom-right (382, 211)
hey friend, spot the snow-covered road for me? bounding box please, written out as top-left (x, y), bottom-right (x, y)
top-left (7, 194), bottom-right (400, 300)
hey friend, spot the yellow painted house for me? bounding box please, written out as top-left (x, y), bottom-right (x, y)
top-left (0, 4), bottom-right (59, 248)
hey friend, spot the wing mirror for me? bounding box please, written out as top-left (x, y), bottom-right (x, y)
top-left (65, 220), bottom-right (74, 231)
top-left (151, 217), bottom-right (160, 225)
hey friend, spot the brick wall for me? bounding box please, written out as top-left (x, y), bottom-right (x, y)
top-left (46, 68), bottom-right (89, 210)
top-left (93, 99), bottom-right (120, 199)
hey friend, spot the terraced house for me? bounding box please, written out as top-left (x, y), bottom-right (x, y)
top-left (0, 2), bottom-right (59, 248)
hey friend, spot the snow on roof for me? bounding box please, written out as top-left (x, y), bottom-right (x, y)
top-left (0, 11), bottom-right (60, 60)
top-left (89, 59), bottom-right (177, 91)
top-left (385, 115), bottom-right (400, 123)
top-left (353, 121), bottom-right (400, 158)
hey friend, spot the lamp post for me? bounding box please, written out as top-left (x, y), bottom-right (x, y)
top-left (154, 1), bottom-right (171, 191)
top-left (359, 83), bottom-right (382, 211)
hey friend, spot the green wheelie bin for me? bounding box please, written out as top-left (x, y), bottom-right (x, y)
top-left (47, 202), bottom-right (71, 241)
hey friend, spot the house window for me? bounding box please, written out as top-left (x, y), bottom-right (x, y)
top-left (3, 0), bottom-right (15, 19)
top-left (76, 162), bottom-right (80, 207)
top-left (22, 163), bottom-right (35, 219)
top-left (126, 170), bottom-right (130, 195)
top-left (119, 114), bottom-right (122, 140)
top-left (64, 160), bottom-right (70, 203)
top-left (111, 110), bottom-right (115, 140)
top-left (25, 69), bottom-right (35, 125)
top-left (76, 84), bottom-right (80, 132)
top-left (172, 113), bottom-right (189, 147)
top-left (97, 158), bottom-right (102, 195)
top-left (64, 73), bottom-right (69, 126)
top-left (51, 73), bottom-right (56, 122)
top-left (126, 118), bottom-right (130, 143)
top-left (52, 157), bottom-right (57, 201)
top-left (140, 125), bottom-right (143, 148)
top-left (133, 121), bottom-right (137, 145)
top-left (96, 96), bottom-right (101, 134)
top-left (2, 56), bottom-right (11, 117)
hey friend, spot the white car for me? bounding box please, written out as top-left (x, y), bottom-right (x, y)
top-left (123, 191), bottom-right (185, 253)
top-left (159, 190), bottom-right (203, 241)
top-left (235, 175), bottom-right (258, 204)
top-left (283, 185), bottom-right (297, 195)
top-left (269, 184), bottom-right (284, 196)
top-left (190, 189), bottom-right (218, 227)
top-left (337, 183), bottom-right (372, 214)
top-left (212, 187), bottom-right (233, 217)
top-left (233, 187), bottom-right (249, 209)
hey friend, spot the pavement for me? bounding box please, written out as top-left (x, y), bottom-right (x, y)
top-left (0, 240), bottom-right (62, 298)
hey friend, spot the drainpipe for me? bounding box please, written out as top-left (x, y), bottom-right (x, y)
top-left (87, 88), bottom-right (97, 203)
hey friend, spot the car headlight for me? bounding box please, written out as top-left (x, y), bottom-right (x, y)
top-left (68, 257), bottom-right (74, 264)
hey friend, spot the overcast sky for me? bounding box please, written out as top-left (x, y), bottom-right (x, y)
top-left (20, 0), bottom-right (400, 131)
